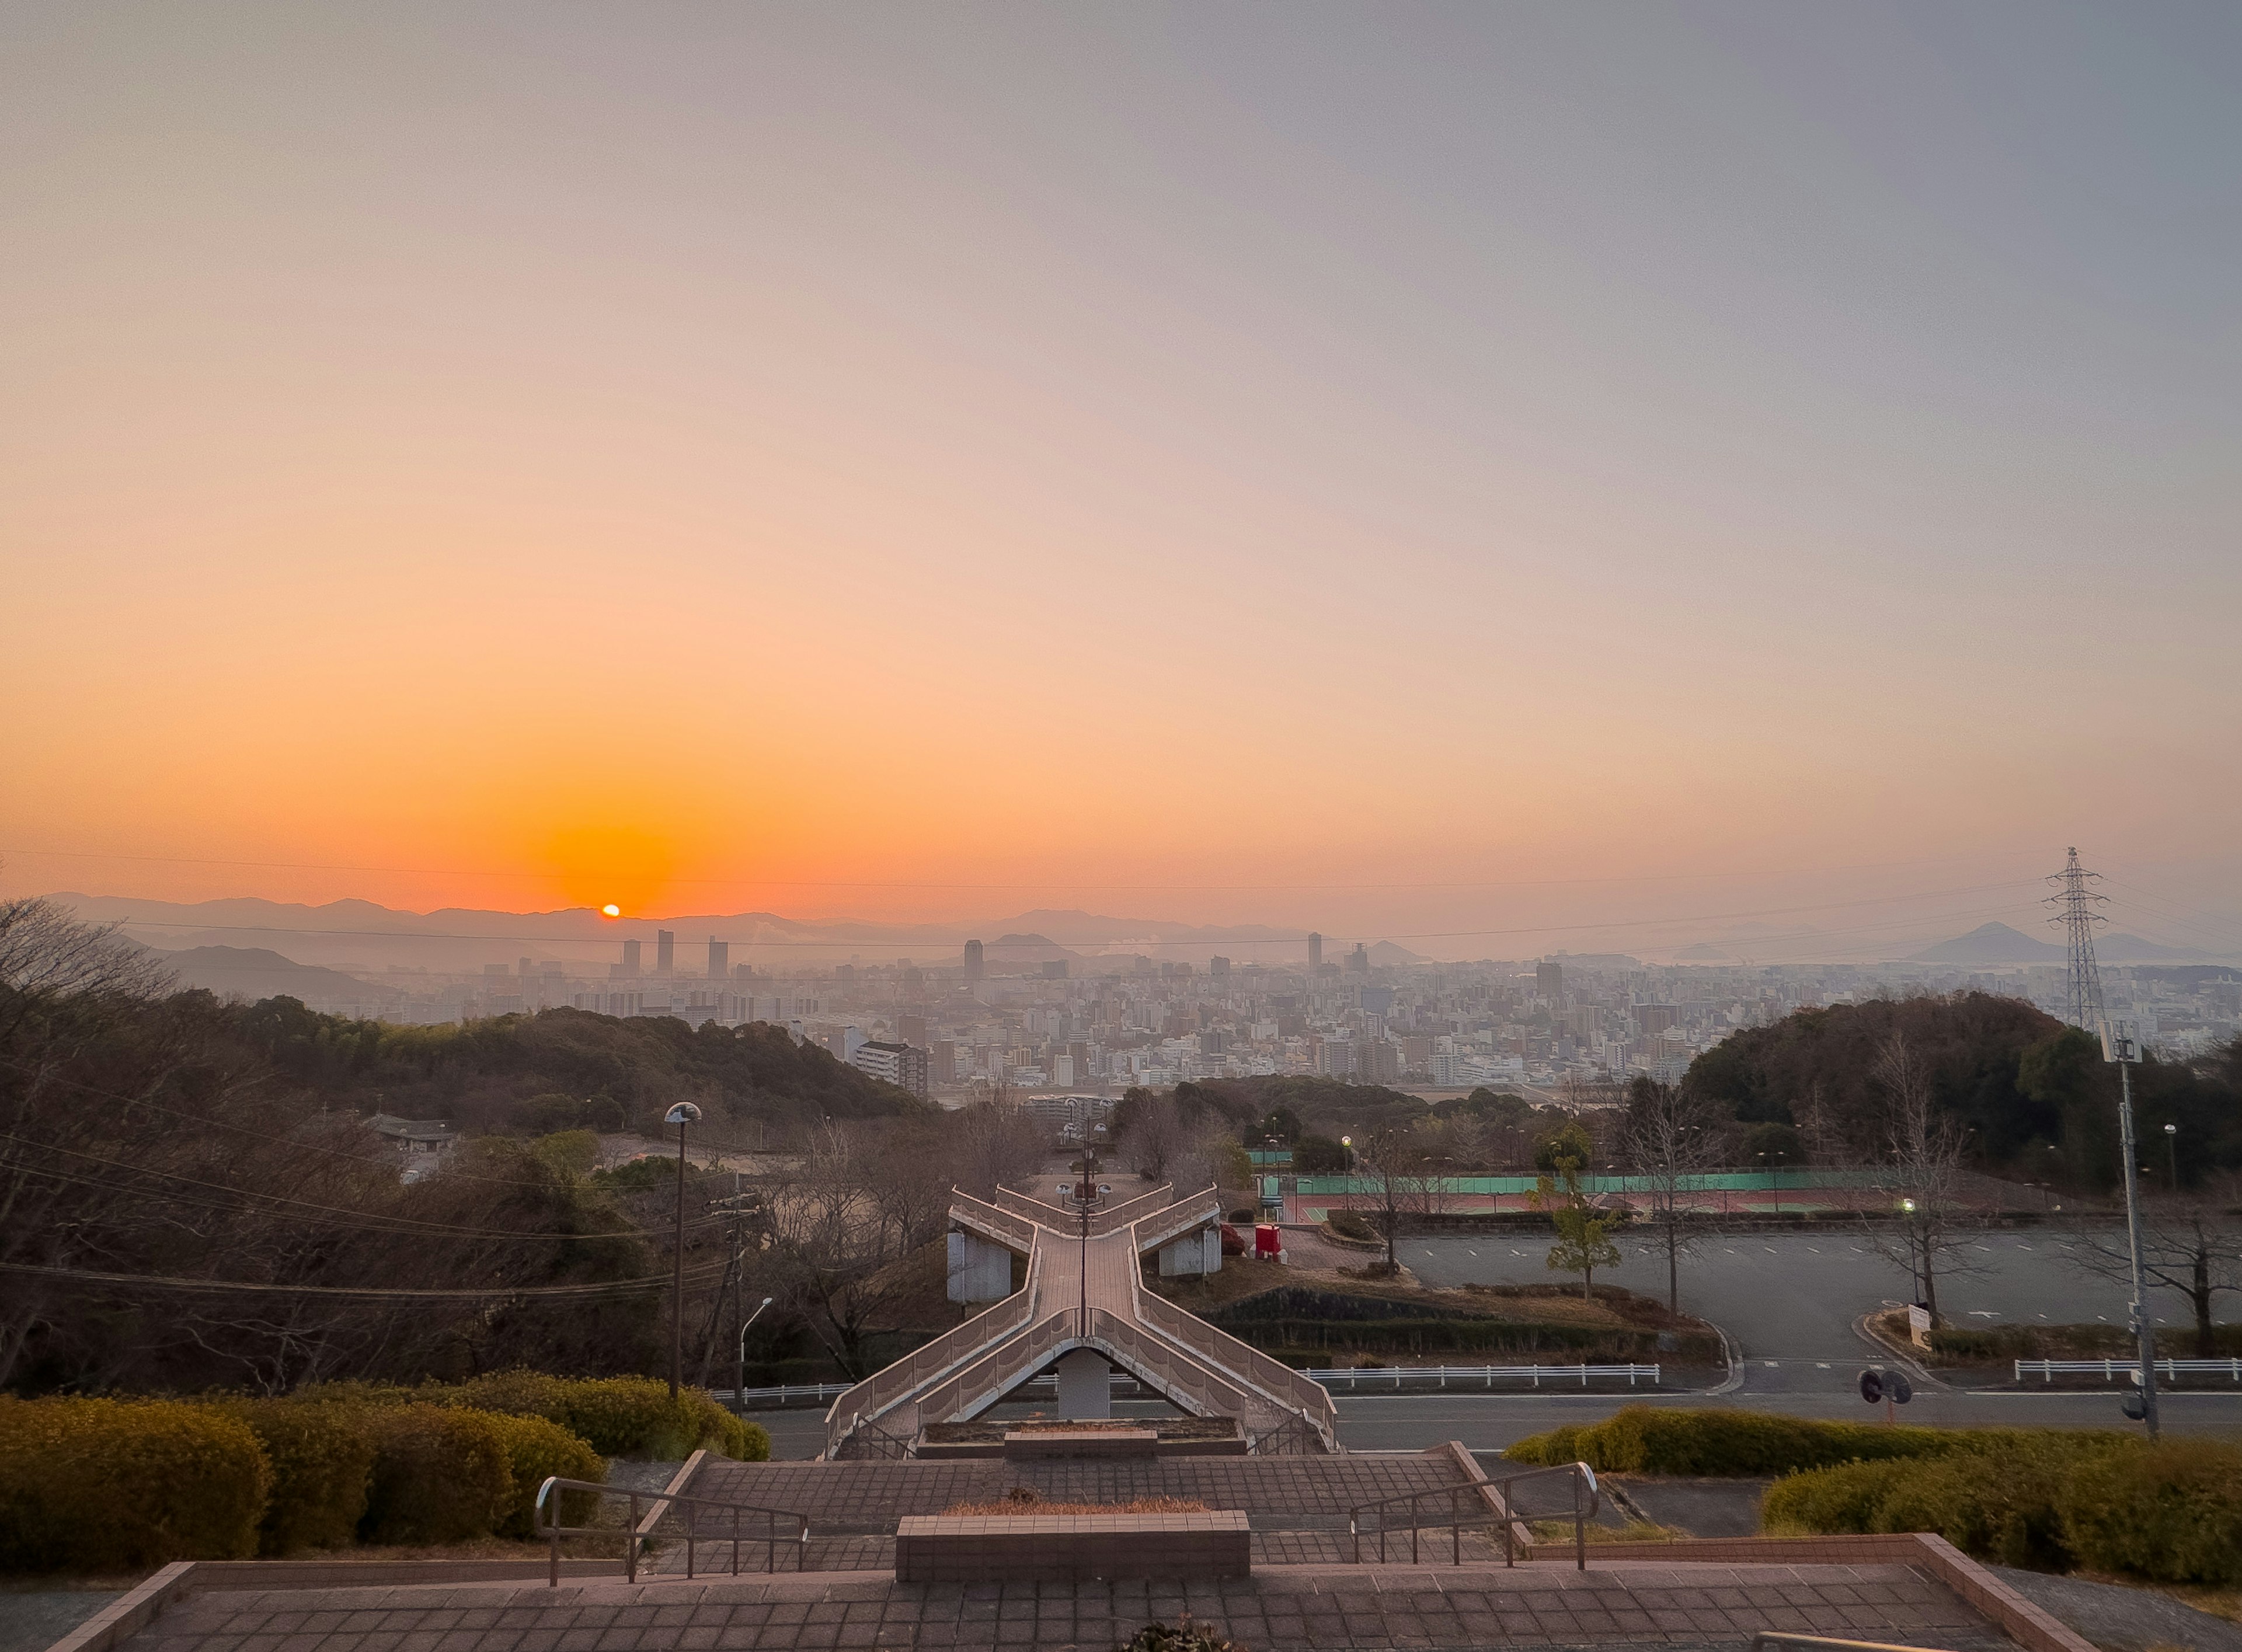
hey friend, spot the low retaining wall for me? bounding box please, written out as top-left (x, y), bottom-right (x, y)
top-left (894, 1511), bottom-right (1251, 1583)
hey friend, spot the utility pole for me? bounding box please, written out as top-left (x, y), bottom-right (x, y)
top-left (2105, 1020), bottom-right (2159, 1437)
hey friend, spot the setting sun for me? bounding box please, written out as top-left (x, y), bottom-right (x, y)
top-left (601, 904), bottom-right (621, 918)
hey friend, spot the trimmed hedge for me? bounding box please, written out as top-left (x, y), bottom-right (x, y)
top-left (217, 1399), bottom-right (378, 1555)
top-left (358, 1404), bottom-right (514, 1545)
top-left (482, 1411), bottom-right (604, 1541)
top-left (446, 1371), bottom-right (766, 1461)
top-left (1505, 1406), bottom-right (2133, 1479)
top-left (1763, 1434), bottom-right (2132, 1571)
top-left (2058, 1440), bottom-right (2242, 1585)
top-left (0, 1397), bottom-right (272, 1573)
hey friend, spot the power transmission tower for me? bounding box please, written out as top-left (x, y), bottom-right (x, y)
top-left (2045, 846), bottom-right (2108, 1032)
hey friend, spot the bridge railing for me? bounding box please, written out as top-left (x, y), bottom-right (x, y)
top-left (1124, 1210), bottom-right (1339, 1450)
top-left (823, 1243), bottom-right (1043, 1455)
top-left (948, 1188), bottom-right (1040, 1252)
top-left (1127, 1187), bottom-right (1221, 1250)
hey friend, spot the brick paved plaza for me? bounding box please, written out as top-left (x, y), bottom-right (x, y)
top-left (114, 1559), bottom-right (2020, 1652)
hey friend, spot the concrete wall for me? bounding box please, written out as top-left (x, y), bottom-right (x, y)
top-left (1157, 1226), bottom-right (1222, 1277)
top-left (894, 1512), bottom-right (1251, 1583)
top-left (947, 1230), bottom-right (1012, 1302)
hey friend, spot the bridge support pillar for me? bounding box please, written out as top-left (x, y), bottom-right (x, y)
top-left (946, 1230), bottom-right (1012, 1302)
top-left (1158, 1226), bottom-right (1222, 1278)
top-left (1056, 1348), bottom-right (1111, 1418)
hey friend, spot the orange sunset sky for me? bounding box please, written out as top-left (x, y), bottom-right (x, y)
top-left (4, 7), bottom-right (2237, 954)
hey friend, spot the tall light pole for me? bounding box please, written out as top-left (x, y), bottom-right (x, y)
top-left (2164, 1123), bottom-right (2179, 1195)
top-left (2104, 1021), bottom-right (2159, 1438)
top-left (665, 1102), bottom-right (702, 1399)
top-left (736, 1295), bottom-right (773, 1413)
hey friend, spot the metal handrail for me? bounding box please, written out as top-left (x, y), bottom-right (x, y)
top-left (532, 1476), bottom-right (807, 1585)
top-left (1304, 1363), bottom-right (1660, 1390)
top-left (1749, 1636), bottom-right (1961, 1652)
top-left (1350, 1461), bottom-right (1598, 1570)
top-left (949, 1188), bottom-right (1040, 1251)
top-left (1492, 1462), bottom-right (1599, 1570)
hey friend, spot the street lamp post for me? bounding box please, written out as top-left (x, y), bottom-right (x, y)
top-left (664, 1102), bottom-right (702, 1399)
top-left (2164, 1123), bottom-right (2179, 1195)
top-left (736, 1295), bottom-right (773, 1414)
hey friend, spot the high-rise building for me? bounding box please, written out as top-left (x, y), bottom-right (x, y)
top-left (1536, 959), bottom-right (1563, 1002)
top-left (615, 939), bottom-right (642, 980)
top-left (931, 1040), bottom-right (958, 1083)
top-left (1346, 943), bottom-right (1370, 974)
top-left (899, 1013), bottom-right (928, 1045)
top-left (706, 939), bottom-right (729, 979)
top-left (1209, 956), bottom-right (1230, 979)
top-left (656, 931), bottom-right (676, 976)
top-left (518, 956), bottom-right (534, 976)
top-left (963, 939), bottom-right (985, 981)
top-left (1307, 933), bottom-right (1323, 970)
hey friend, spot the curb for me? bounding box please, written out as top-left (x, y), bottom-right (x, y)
top-left (43, 1563), bottom-right (195, 1652)
top-left (1854, 1309), bottom-right (1947, 1390)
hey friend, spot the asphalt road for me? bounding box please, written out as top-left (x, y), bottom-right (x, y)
top-left (1410, 1229), bottom-right (2212, 1390)
top-left (741, 1229), bottom-right (2242, 1458)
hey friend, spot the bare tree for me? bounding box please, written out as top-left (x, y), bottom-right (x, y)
top-left (1617, 1075), bottom-right (1727, 1313)
top-left (2065, 1189), bottom-right (2242, 1358)
top-left (1117, 1090), bottom-right (1190, 1185)
top-left (1858, 1031), bottom-right (1978, 1324)
top-left (1353, 1123), bottom-right (1433, 1277)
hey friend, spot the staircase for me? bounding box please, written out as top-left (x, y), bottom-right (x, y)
top-left (823, 1186), bottom-right (1339, 1458)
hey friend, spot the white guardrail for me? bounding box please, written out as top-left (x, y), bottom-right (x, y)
top-left (1301, 1364), bottom-right (1660, 1390)
top-left (2016, 1358), bottom-right (2242, 1383)
top-left (724, 1362), bottom-right (1663, 1408)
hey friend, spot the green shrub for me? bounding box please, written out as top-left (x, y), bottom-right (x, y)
top-left (448, 1372), bottom-right (762, 1460)
top-left (1767, 1443), bottom-right (2110, 1571)
top-left (1761, 1458), bottom-right (1914, 1537)
top-left (216, 1399), bottom-right (377, 1555)
top-left (0, 1396), bottom-right (271, 1573)
top-left (2059, 1440), bottom-right (2242, 1585)
top-left (481, 1413), bottom-right (604, 1540)
top-left (1326, 1211), bottom-right (1378, 1243)
top-left (358, 1404), bottom-right (513, 1545)
top-left (1505, 1406), bottom-right (2132, 1479)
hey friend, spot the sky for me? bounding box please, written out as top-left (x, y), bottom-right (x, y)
top-left (4, 4), bottom-right (2238, 956)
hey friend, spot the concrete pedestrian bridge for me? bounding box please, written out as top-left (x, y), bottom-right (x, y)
top-left (821, 1183), bottom-right (1341, 1458)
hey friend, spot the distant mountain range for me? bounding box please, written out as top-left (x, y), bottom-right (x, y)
top-left (50, 893), bottom-right (1352, 976)
top-left (143, 945), bottom-right (403, 1010)
top-left (1909, 921), bottom-right (2213, 965)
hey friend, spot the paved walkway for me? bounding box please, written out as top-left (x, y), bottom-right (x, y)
top-left (118, 1561), bottom-right (2018, 1651)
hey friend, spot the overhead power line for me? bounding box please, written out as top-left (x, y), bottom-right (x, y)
top-left (2, 843), bottom-right (2050, 892)
top-left (0, 1259), bottom-right (726, 1300)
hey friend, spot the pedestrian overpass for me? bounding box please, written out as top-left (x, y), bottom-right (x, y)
top-left (821, 1183), bottom-right (1340, 1458)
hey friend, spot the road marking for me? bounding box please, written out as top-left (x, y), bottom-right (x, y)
top-left (1969, 1311), bottom-right (1999, 1318)
top-left (1510, 1250), bottom-right (1526, 1257)
top-left (1763, 1360), bottom-right (1780, 1367)
top-left (1725, 1249), bottom-right (1739, 1255)
top-left (2016, 1244), bottom-right (2034, 1251)
top-left (1763, 1246), bottom-right (1778, 1254)
top-left (1807, 1246), bottom-right (1821, 1254)
top-left (1816, 1362), bottom-right (1831, 1369)
top-left (1975, 1245), bottom-right (1993, 1252)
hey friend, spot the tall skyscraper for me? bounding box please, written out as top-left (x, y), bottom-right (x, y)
top-left (1209, 955), bottom-right (1230, 979)
top-left (620, 939), bottom-right (642, 977)
top-left (1307, 933), bottom-right (1323, 970)
top-left (1536, 959), bottom-right (1563, 1002)
top-left (656, 930), bottom-right (676, 975)
top-left (963, 939), bottom-right (985, 981)
top-left (707, 938), bottom-right (729, 978)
